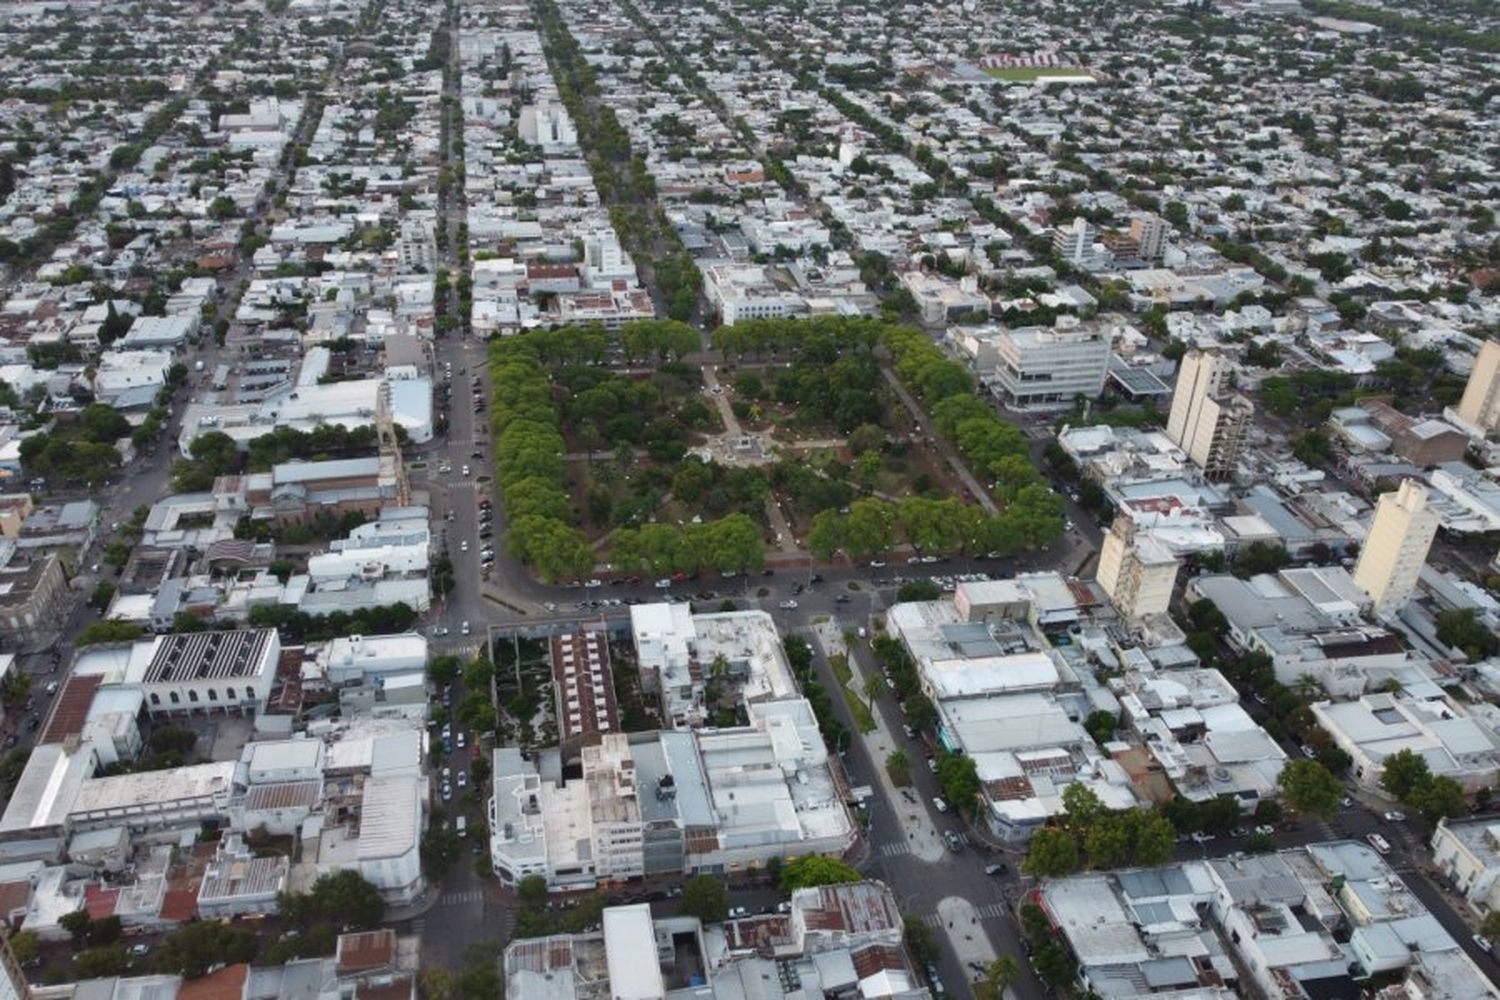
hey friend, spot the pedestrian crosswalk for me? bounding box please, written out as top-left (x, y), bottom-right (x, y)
top-left (914, 903), bottom-right (1007, 931)
top-left (441, 889), bottom-right (485, 906)
top-left (876, 842), bottom-right (911, 858)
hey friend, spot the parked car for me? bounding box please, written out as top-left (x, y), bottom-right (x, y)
top-left (984, 863), bottom-right (1007, 876)
top-left (1474, 934), bottom-right (1494, 954)
top-left (1190, 832), bottom-right (1215, 845)
top-left (932, 796), bottom-right (948, 813)
top-left (1367, 833), bottom-right (1391, 855)
top-left (778, 599), bottom-right (798, 610)
top-left (1383, 810), bottom-right (1406, 822)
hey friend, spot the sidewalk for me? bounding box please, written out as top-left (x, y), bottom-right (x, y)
top-left (811, 620), bottom-right (947, 864)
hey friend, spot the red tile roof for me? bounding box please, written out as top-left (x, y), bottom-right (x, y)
top-left (39, 674), bottom-right (103, 745)
top-left (159, 888), bottom-right (199, 922)
top-left (82, 884), bottom-right (119, 920)
top-left (336, 929), bottom-right (397, 976)
top-left (179, 963), bottom-right (249, 1000)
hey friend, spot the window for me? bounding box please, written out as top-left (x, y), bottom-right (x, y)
top-left (169, 692), bottom-right (180, 705)
top-left (227, 688), bottom-right (237, 699)
top-left (189, 690), bottom-right (199, 703)
top-left (207, 689), bottom-right (217, 702)
top-left (150, 693), bottom-right (160, 706)
top-left (246, 686), bottom-right (256, 701)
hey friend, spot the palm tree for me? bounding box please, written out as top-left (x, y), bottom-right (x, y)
top-left (1292, 673), bottom-right (1323, 703)
top-left (973, 956), bottom-right (1022, 1000)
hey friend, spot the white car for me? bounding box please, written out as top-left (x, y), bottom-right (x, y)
top-left (457, 772), bottom-right (467, 788)
top-left (1190, 832), bottom-right (1215, 845)
top-left (1367, 833), bottom-right (1391, 855)
top-left (583, 578), bottom-right (602, 588)
top-left (432, 626), bottom-right (449, 636)
top-left (1254, 824), bottom-right (1275, 836)
top-left (655, 578), bottom-right (672, 589)
top-left (1474, 934), bottom-right (1494, 954)
top-left (1383, 810), bottom-right (1406, 822)
top-left (460, 621), bottom-right (471, 635)
top-left (461, 465), bottom-right (470, 477)
top-left (778, 599), bottom-right (798, 610)
top-left (460, 540), bottom-right (469, 552)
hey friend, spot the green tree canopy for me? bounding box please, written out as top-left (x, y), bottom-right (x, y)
top-left (1278, 759), bottom-right (1343, 820)
top-left (780, 855), bottom-right (862, 890)
top-left (679, 875), bottom-right (727, 923)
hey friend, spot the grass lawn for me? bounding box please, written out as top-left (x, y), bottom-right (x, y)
top-left (982, 66), bottom-right (1092, 81)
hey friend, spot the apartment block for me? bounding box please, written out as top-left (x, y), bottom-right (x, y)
top-left (1353, 479), bottom-right (1440, 616)
top-left (1166, 349), bottom-right (1253, 481)
top-left (1095, 514), bottom-right (1180, 618)
top-left (1455, 339), bottom-right (1500, 435)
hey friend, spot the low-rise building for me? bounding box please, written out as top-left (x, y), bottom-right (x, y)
top-left (503, 881), bottom-right (927, 1000)
top-left (1313, 691), bottom-right (1500, 795)
top-left (488, 712), bottom-right (854, 890)
top-left (1431, 817), bottom-right (1500, 918)
top-left (1038, 841), bottom-right (1498, 1000)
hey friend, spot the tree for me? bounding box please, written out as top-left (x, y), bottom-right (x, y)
top-left (518, 875), bottom-right (548, 909)
top-left (973, 956), bottom-right (1022, 1000)
top-left (76, 621), bottom-right (144, 647)
top-left (1380, 748), bottom-right (1432, 802)
top-left (153, 921), bottom-right (258, 977)
top-left (1198, 796), bottom-right (1242, 835)
top-left (1482, 910), bottom-right (1500, 944)
top-left (903, 694), bottom-right (938, 734)
top-left (8, 930), bottom-right (38, 965)
top-left (1084, 710), bottom-right (1117, 747)
top-left (0, 670), bottom-right (30, 711)
top-left (1411, 776), bottom-right (1467, 826)
top-left (1278, 759), bottom-right (1343, 820)
top-left (896, 579), bottom-right (942, 602)
top-left (302, 870), bottom-right (384, 929)
top-left (1435, 609), bottom-right (1500, 661)
top-left (679, 875), bottom-right (727, 923)
top-left (903, 916), bottom-right (938, 967)
top-left (1061, 783), bottom-right (1105, 836)
top-left (1132, 811), bottom-right (1176, 866)
top-left (60, 910), bottom-right (93, 945)
top-left (780, 855), bottom-right (861, 890)
top-left (76, 945), bottom-right (129, 979)
top-left (428, 655), bottom-right (463, 685)
top-left (886, 749), bottom-right (911, 786)
top-left (936, 753), bottom-right (981, 817)
top-left (1023, 826), bottom-right (1080, 877)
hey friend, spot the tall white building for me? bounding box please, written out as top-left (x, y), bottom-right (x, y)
top-left (1165, 349), bottom-right (1252, 481)
top-left (1455, 339), bottom-right (1500, 435)
top-left (1052, 218), bottom-right (1100, 265)
top-left (988, 316), bottom-right (1111, 409)
top-left (1353, 479), bottom-right (1439, 615)
top-left (1095, 515), bottom-right (1179, 618)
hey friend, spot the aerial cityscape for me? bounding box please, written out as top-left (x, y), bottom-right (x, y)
top-left (0, 0), bottom-right (1498, 997)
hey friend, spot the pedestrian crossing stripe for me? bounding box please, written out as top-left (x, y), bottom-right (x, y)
top-left (877, 842), bottom-right (911, 858)
top-left (973, 903), bottom-right (1007, 920)
top-left (920, 913), bottom-right (942, 930)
